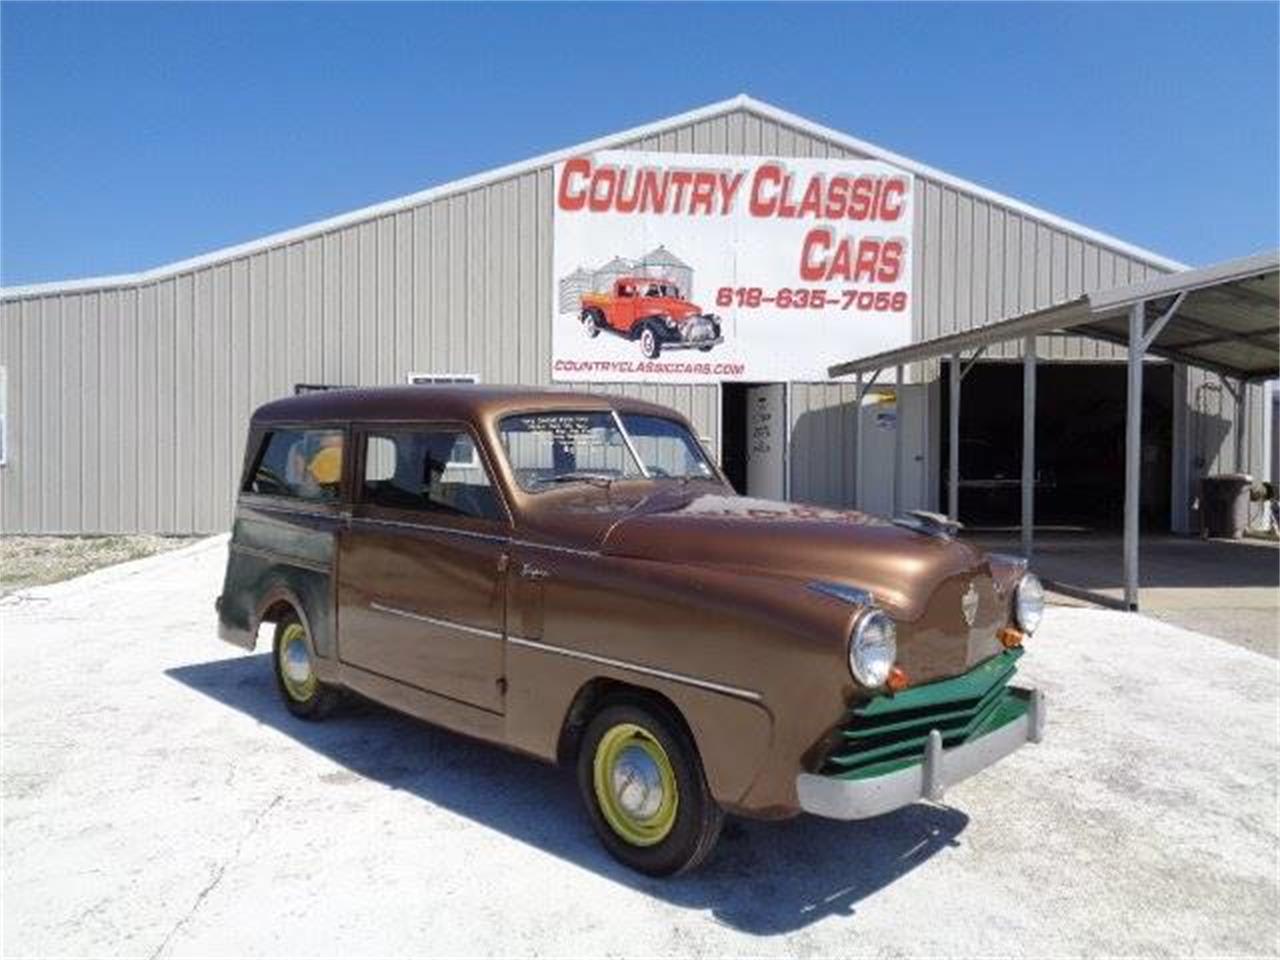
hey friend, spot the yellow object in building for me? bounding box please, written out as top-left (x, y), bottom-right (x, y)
top-left (308, 445), bottom-right (342, 485)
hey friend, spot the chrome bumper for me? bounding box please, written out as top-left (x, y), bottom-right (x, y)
top-left (796, 687), bottom-right (1045, 820)
top-left (664, 336), bottom-right (724, 351)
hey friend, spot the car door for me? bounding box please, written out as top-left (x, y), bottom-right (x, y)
top-left (337, 423), bottom-right (511, 713)
top-left (613, 282), bottom-right (638, 332)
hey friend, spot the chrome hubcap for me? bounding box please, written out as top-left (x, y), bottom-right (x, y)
top-left (283, 634), bottom-right (312, 684)
top-left (610, 744), bottom-right (664, 820)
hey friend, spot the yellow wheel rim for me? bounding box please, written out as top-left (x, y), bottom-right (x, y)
top-left (592, 722), bottom-right (678, 847)
top-left (278, 622), bottom-right (317, 702)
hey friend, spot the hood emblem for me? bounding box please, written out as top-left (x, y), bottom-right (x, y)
top-left (961, 582), bottom-right (979, 627)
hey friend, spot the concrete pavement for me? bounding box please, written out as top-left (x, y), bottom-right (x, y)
top-left (2, 537), bottom-right (1277, 957)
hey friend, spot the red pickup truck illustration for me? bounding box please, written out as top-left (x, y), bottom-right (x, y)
top-left (581, 277), bottom-right (723, 359)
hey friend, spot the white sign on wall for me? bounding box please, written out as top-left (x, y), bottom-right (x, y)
top-left (552, 150), bottom-right (914, 384)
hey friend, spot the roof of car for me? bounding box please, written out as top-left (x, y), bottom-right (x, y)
top-left (250, 384), bottom-right (683, 425)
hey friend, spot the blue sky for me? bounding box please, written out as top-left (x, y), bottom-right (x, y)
top-left (2, 2), bottom-right (1276, 284)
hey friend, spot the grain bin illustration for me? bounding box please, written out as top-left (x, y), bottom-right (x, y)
top-left (638, 246), bottom-right (693, 300)
top-left (557, 267), bottom-right (595, 315)
top-left (557, 247), bottom-right (696, 314)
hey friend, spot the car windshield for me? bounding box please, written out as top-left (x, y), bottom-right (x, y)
top-left (498, 411), bottom-right (716, 492)
top-left (644, 282), bottom-right (679, 297)
top-left (619, 414), bottom-right (715, 480)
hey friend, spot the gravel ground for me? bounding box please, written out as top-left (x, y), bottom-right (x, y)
top-left (2, 536), bottom-right (1277, 958)
top-left (0, 535), bottom-right (200, 596)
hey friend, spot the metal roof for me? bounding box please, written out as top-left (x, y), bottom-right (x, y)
top-left (828, 250), bottom-right (1279, 383)
top-left (2, 94), bottom-right (1186, 300)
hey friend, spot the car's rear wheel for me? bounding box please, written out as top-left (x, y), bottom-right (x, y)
top-left (576, 698), bottom-right (724, 876)
top-left (639, 326), bottom-right (660, 359)
top-left (273, 611), bottom-right (340, 719)
top-left (582, 309), bottom-right (601, 338)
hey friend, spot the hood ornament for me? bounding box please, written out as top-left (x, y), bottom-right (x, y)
top-left (961, 581), bottom-right (979, 627)
top-left (892, 510), bottom-right (963, 540)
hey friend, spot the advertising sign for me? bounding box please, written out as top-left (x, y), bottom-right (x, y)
top-left (552, 150), bottom-right (914, 383)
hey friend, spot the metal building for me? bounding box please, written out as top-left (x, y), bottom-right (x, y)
top-left (0, 94), bottom-right (1272, 534)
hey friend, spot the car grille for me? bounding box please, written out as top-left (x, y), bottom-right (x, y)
top-left (819, 648), bottom-right (1028, 780)
top-left (684, 317), bottom-right (717, 341)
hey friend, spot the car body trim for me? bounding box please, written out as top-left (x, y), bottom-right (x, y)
top-left (510, 539), bottom-right (600, 559)
top-left (239, 498), bottom-right (351, 523)
top-left (795, 686), bottom-right (1043, 820)
top-left (807, 580), bottom-right (874, 607)
top-left (228, 541), bottom-right (332, 574)
top-left (507, 634), bottom-right (763, 703)
top-left (351, 515), bottom-right (509, 544)
top-left (369, 601), bottom-right (504, 640)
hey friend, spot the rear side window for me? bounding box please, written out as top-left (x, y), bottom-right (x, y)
top-left (362, 429), bottom-right (503, 522)
top-left (245, 429), bottom-right (346, 502)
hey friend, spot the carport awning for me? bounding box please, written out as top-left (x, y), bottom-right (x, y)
top-left (828, 250), bottom-right (1279, 382)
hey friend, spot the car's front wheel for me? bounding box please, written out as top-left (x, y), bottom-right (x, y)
top-left (273, 611), bottom-right (340, 719)
top-left (577, 698), bottom-right (724, 876)
top-left (639, 326), bottom-right (661, 359)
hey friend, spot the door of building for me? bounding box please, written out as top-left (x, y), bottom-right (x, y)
top-left (745, 383), bottom-right (787, 500)
top-left (858, 385), bottom-right (928, 518)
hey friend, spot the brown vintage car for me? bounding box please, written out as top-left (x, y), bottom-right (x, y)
top-left (216, 385), bottom-right (1045, 875)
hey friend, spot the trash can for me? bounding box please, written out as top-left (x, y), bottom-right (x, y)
top-left (1200, 473), bottom-right (1253, 538)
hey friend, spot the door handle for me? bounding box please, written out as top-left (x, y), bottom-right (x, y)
top-left (520, 563), bottom-right (550, 581)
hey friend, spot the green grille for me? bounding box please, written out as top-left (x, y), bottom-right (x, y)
top-left (821, 648), bottom-right (1029, 780)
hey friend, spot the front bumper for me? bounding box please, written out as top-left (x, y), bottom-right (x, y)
top-left (662, 335), bottom-right (724, 351)
top-left (796, 687), bottom-right (1045, 820)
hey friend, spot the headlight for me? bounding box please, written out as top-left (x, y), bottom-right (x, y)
top-left (1015, 572), bottom-right (1045, 635)
top-left (658, 314), bottom-right (677, 328)
top-left (849, 609), bottom-right (897, 687)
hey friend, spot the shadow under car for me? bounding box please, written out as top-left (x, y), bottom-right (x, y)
top-left (166, 652), bottom-right (969, 936)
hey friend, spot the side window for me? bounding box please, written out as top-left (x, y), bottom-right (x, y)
top-left (245, 429), bottom-right (346, 502)
top-left (361, 429), bottom-right (503, 522)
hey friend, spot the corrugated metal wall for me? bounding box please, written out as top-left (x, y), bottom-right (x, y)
top-left (0, 105), bottom-right (1265, 532)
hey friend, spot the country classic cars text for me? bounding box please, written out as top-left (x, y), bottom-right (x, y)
top-left (556, 156), bottom-right (908, 283)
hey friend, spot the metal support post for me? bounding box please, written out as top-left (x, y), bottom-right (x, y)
top-left (854, 372), bottom-right (862, 509)
top-left (949, 353), bottom-right (961, 521)
top-left (1124, 302), bottom-right (1144, 610)
top-left (1234, 379), bottom-right (1248, 474)
top-left (1122, 292), bottom-right (1183, 610)
top-left (893, 365), bottom-right (905, 517)
top-left (854, 368), bottom-right (884, 512)
top-left (1021, 337), bottom-right (1037, 559)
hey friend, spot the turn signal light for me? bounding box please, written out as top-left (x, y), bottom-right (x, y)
top-left (999, 626), bottom-right (1025, 649)
top-left (887, 666), bottom-right (909, 691)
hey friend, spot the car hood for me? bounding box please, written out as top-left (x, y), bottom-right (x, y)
top-left (640, 297), bottom-right (703, 317)
top-left (597, 492), bottom-right (989, 621)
